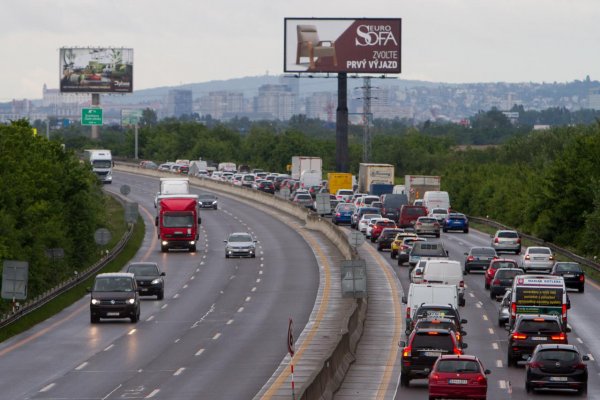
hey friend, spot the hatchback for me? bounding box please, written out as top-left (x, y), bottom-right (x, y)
top-left (525, 344), bottom-right (588, 395)
top-left (491, 229), bottom-right (521, 254)
top-left (522, 246), bottom-right (555, 273)
top-left (443, 213), bottom-right (469, 233)
top-left (332, 203), bottom-right (356, 225)
top-left (506, 314), bottom-right (569, 366)
top-left (376, 228), bottom-right (404, 251)
top-left (414, 216), bottom-right (440, 237)
top-left (464, 247), bottom-right (498, 273)
top-left (292, 193), bottom-right (313, 208)
top-left (224, 232), bottom-right (257, 258)
top-left (490, 268), bottom-right (524, 299)
top-left (397, 236), bottom-right (426, 265)
top-left (358, 213), bottom-right (382, 233)
top-left (428, 355), bottom-right (490, 400)
top-left (484, 259), bottom-right (519, 289)
top-left (370, 219), bottom-right (397, 242)
top-left (551, 262), bottom-right (585, 293)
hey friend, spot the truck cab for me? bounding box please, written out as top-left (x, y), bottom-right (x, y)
top-left (155, 194), bottom-right (201, 253)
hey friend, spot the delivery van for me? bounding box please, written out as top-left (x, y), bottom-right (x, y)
top-left (422, 260), bottom-right (465, 306)
top-left (402, 283), bottom-right (459, 330)
top-left (509, 274), bottom-right (569, 327)
top-left (422, 191), bottom-right (450, 212)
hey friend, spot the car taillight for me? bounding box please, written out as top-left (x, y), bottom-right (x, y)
top-left (551, 333), bottom-right (566, 341)
top-left (511, 302), bottom-right (516, 316)
top-left (467, 256), bottom-right (474, 262)
top-left (402, 346), bottom-right (411, 358)
top-left (416, 270), bottom-right (423, 276)
top-left (575, 362), bottom-right (587, 370)
top-left (494, 237), bottom-right (499, 243)
top-left (516, 238), bottom-right (521, 243)
top-left (336, 213), bottom-right (341, 217)
top-left (459, 280), bottom-right (464, 288)
top-left (528, 361), bottom-right (542, 369)
top-left (430, 372), bottom-right (440, 382)
top-left (406, 307), bottom-right (411, 320)
top-left (434, 222), bottom-right (439, 228)
top-left (427, 331), bottom-right (439, 335)
top-left (525, 255), bottom-right (530, 260)
top-left (453, 347), bottom-right (462, 355)
top-left (493, 279), bottom-right (500, 285)
top-left (580, 275), bottom-right (585, 282)
top-left (476, 375), bottom-right (487, 384)
top-left (512, 333), bottom-right (527, 340)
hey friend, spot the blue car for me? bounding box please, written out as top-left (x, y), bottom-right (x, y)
top-left (332, 203), bottom-right (356, 225)
top-left (443, 213), bottom-right (469, 233)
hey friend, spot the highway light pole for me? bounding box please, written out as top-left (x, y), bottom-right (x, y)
top-left (336, 73), bottom-right (349, 172)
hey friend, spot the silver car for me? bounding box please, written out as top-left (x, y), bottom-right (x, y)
top-left (491, 230), bottom-right (521, 254)
top-left (224, 232), bottom-right (257, 258)
top-left (497, 289), bottom-right (512, 327)
top-left (521, 246), bottom-right (554, 273)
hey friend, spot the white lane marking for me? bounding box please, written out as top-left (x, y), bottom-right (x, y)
top-left (213, 333), bottom-right (221, 340)
top-left (39, 383), bottom-right (55, 393)
top-left (173, 293), bottom-right (179, 299)
top-left (200, 261), bottom-right (205, 265)
top-left (245, 296), bottom-right (251, 302)
top-left (175, 338), bottom-right (181, 343)
top-left (496, 360), bottom-right (503, 368)
top-left (259, 270), bottom-right (263, 275)
top-left (104, 344), bottom-right (114, 351)
top-left (146, 389), bottom-right (160, 398)
top-left (75, 362), bottom-right (88, 370)
top-left (146, 315), bottom-right (154, 322)
top-left (260, 264), bottom-right (264, 268)
top-left (251, 287), bottom-right (257, 292)
top-left (256, 278), bottom-right (261, 283)
top-left (196, 268), bottom-right (200, 272)
top-left (202, 255), bottom-right (207, 259)
top-left (102, 384), bottom-right (122, 399)
top-left (492, 343), bottom-right (499, 350)
top-left (483, 315), bottom-right (488, 321)
top-left (161, 304), bottom-right (168, 309)
top-left (128, 329), bottom-right (137, 336)
top-left (577, 337), bottom-right (583, 344)
top-left (498, 380), bottom-right (507, 389)
top-left (488, 328), bottom-right (494, 335)
top-left (468, 292), bottom-right (475, 298)
top-left (195, 348), bottom-right (205, 356)
top-left (476, 303), bottom-right (482, 308)
top-left (183, 284), bottom-right (188, 289)
top-left (226, 319), bottom-right (234, 325)
top-left (260, 251), bottom-right (264, 255)
top-left (237, 307), bottom-right (244, 313)
top-left (588, 354), bottom-right (595, 361)
top-left (190, 276), bottom-right (195, 280)
top-left (173, 367), bottom-right (185, 376)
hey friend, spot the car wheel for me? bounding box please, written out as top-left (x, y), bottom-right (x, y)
top-left (515, 249), bottom-right (521, 255)
top-left (131, 311), bottom-right (139, 323)
top-left (225, 254), bottom-right (229, 258)
top-left (485, 281), bottom-right (490, 290)
top-left (464, 228), bottom-right (469, 233)
top-left (507, 352), bottom-right (516, 367)
top-left (90, 314), bottom-right (99, 324)
top-left (525, 381), bottom-right (532, 393)
top-left (443, 228), bottom-right (448, 233)
top-left (498, 319), bottom-right (505, 327)
top-left (459, 297), bottom-right (466, 307)
top-left (391, 252), bottom-right (396, 259)
top-left (214, 205), bottom-right (218, 210)
top-left (579, 285), bottom-right (585, 293)
top-left (578, 384), bottom-right (587, 396)
top-left (400, 374), bottom-right (410, 387)
top-left (161, 245), bottom-right (168, 253)
top-left (189, 245), bottom-right (196, 252)
top-left (464, 267), bottom-right (469, 274)
top-left (370, 237), bottom-right (376, 243)
top-left (157, 290), bottom-right (164, 300)
top-left (435, 232), bottom-right (440, 238)
top-left (398, 259), bottom-right (404, 266)
top-left (251, 254), bottom-right (256, 258)
top-left (490, 290), bottom-right (495, 299)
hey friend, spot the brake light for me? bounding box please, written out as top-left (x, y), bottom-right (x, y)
top-left (525, 255), bottom-right (530, 260)
top-left (430, 372), bottom-right (440, 382)
top-left (511, 302), bottom-right (516, 317)
top-left (516, 237), bottom-right (521, 244)
top-left (406, 307), bottom-right (411, 320)
top-left (562, 304), bottom-right (567, 319)
top-left (512, 333), bottom-right (527, 340)
top-left (402, 346), bottom-right (412, 358)
top-left (459, 280), bottom-right (464, 288)
top-left (575, 362), bottom-right (587, 370)
top-left (453, 347), bottom-right (462, 355)
top-left (580, 275), bottom-right (585, 282)
top-left (336, 213), bottom-right (341, 217)
top-left (467, 256), bottom-right (474, 262)
top-left (533, 318), bottom-right (545, 322)
top-left (427, 331), bottom-right (439, 335)
top-left (551, 333), bottom-right (566, 341)
top-left (494, 237), bottom-right (499, 243)
top-left (476, 375), bottom-right (487, 384)
top-left (528, 361), bottom-right (542, 369)
top-left (493, 279), bottom-right (500, 285)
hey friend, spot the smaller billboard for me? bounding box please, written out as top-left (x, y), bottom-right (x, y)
top-left (60, 47), bottom-right (133, 93)
top-left (284, 18), bottom-right (401, 74)
top-left (121, 109), bottom-right (143, 126)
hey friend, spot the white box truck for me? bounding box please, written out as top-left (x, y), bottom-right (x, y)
top-left (155, 177), bottom-right (190, 207)
top-left (358, 163), bottom-right (395, 194)
top-left (404, 175), bottom-right (441, 204)
top-left (291, 156), bottom-right (322, 180)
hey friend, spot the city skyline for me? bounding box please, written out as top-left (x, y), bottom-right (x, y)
top-left (2, 0), bottom-right (599, 100)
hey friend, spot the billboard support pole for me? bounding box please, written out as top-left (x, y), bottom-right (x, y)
top-left (91, 93), bottom-right (100, 139)
top-left (336, 73), bottom-right (349, 172)
top-left (134, 124), bottom-right (139, 160)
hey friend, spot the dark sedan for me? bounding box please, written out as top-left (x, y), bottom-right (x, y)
top-left (489, 268), bottom-right (524, 299)
top-left (126, 262), bottom-right (166, 300)
top-left (376, 228), bottom-right (404, 251)
top-left (551, 262), bottom-right (585, 293)
top-left (257, 180), bottom-right (275, 194)
top-left (464, 247), bottom-right (498, 273)
top-left (526, 344), bottom-right (588, 395)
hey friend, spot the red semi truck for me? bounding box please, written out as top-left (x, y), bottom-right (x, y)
top-left (155, 194), bottom-right (201, 252)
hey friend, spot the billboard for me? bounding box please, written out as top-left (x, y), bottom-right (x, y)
top-left (60, 47), bottom-right (133, 93)
top-left (284, 18), bottom-right (401, 74)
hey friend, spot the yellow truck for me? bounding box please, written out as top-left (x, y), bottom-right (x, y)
top-left (327, 172), bottom-right (353, 195)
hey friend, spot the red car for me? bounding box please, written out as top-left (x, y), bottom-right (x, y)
top-left (369, 219), bottom-right (397, 242)
top-left (484, 259), bottom-right (519, 289)
top-left (428, 354), bottom-right (490, 399)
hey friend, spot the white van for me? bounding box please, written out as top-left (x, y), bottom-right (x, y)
top-left (422, 260), bottom-right (465, 306)
top-left (402, 283), bottom-right (459, 328)
top-left (393, 185), bottom-right (406, 195)
top-left (422, 191), bottom-right (450, 212)
top-left (509, 274), bottom-right (569, 327)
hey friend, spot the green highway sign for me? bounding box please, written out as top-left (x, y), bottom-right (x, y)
top-left (81, 108), bottom-right (103, 126)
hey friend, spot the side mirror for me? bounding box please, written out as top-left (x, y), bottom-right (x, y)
top-left (461, 330), bottom-right (467, 336)
top-left (484, 369), bottom-right (491, 375)
top-left (504, 324), bottom-right (511, 331)
top-left (155, 217), bottom-right (158, 227)
top-left (198, 217), bottom-right (202, 224)
top-left (461, 343), bottom-right (468, 349)
top-left (464, 252), bottom-right (468, 256)
top-left (566, 327), bottom-right (572, 333)
top-left (398, 341), bottom-right (406, 348)
top-left (446, 251), bottom-right (450, 256)
top-left (223, 240), bottom-right (227, 243)
top-left (160, 272), bottom-right (166, 276)
top-left (461, 319), bottom-right (468, 324)
top-left (583, 355), bottom-right (590, 361)
top-left (401, 296), bottom-right (407, 304)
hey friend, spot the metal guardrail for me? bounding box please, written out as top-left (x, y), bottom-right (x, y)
top-left (0, 193), bottom-right (135, 330)
top-left (468, 216), bottom-right (600, 273)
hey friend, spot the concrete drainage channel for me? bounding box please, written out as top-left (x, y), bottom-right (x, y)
top-left (115, 165), bottom-right (367, 400)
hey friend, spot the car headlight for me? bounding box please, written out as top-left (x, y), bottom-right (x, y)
top-left (162, 240), bottom-right (168, 246)
top-left (91, 298), bottom-right (100, 305)
top-left (127, 298), bottom-right (136, 304)
top-left (212, 201), bottom-right (217, 204)
top-left (151, 278), bottom-right (161, 285)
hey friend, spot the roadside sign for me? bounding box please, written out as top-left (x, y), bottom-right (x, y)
top-left (120, 184), bottom-right (131, 196)
top-left (81, 108), bottom-right (103, 126)
top-left (124, 202), bottom-right (139, 224)
top-left (94, 228), bottom-right (112, 245)
top-left (287, 318), bottom-right (295, 356)
top-left (315, 193), bottom-right (331, 215)
top-left (349, 231), bottom-right (365, 248)
top-left (2, 260), bottom-right (29, 300)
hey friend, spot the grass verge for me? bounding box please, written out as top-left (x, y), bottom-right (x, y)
top-left (0, 196), bottom-right (145, 343)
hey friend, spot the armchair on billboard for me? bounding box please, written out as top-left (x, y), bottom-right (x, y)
top-left (284, 18), bottom-right (401, 74)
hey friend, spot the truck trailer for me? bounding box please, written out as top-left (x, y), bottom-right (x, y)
top-left (404, 175), bottom-right (441, 204)
top-left (291, 156), bottom-right (322, 180)
top-left (358, 163), bottom-right (395, 194)
top-left (156, 194), bottom-right (201, 253)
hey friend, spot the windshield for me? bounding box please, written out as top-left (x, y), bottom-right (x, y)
top-left (436, 360), bottom-right (480, 373)
top-left (93, 277), bottom-right (134, 292)
top-left (432, 209), bottom-right (448, 214)
top-left (339, 190), bottom-right (353, 195)
top-left (529, 248), bottom-right (551, 254)
top-left (537, 350), bottom-right (578, 362)
top-left (128, 264), bottom-right (159, 276)
top-left (412, 243), bottom-right (447, 256)
top-left (498, 231), bottom-right (518, 238)
top-left (518, 320), bottom-right (561, 332)
top-left (555, 263), bottom-right (582, 272)
top-left (92, 160), bottom-right (112, 168)
top-left (472, 247), bottom-right (496, 256)
top-left (362, 214), bottom-right (380, 220)
top-left (229, 234), bottom-right (252, 243)
top-left (383, 195), bottom-right (407, 208)
top-left (412, 333), bottom-right (454, 351)
top-left (163, 212), bottom-right (194, 228)
top-left (198, 195), bottom-right (216, 200)
top-left (495, 269), bottom-right (522, 279)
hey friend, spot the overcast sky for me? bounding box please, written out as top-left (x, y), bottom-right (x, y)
top-left (2, 0), bottom-right (599, 100)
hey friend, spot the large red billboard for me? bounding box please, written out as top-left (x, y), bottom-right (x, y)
top-left (284, 18), bottom-right (401, 74)
top-left (60, 48), bottom-right (133, 93)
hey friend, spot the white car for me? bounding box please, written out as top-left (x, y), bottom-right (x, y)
top-left (428, 208), bottom-right (449, 223)
top-left (335, 189), bottom-right (354, 202)
top-left (365, 217), bottom-right (385, 238)
top-left (521, 246), bottom-right (554, 273)
top-left (358, 213), bottom-right (382, 233)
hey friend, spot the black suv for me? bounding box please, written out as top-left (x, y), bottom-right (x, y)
top-left (126, 262), bottom-right (166, 300)
top-left (408, 304), bottom-right (468, 336)
top-left (525, 344), bottom-right (589, 395)
top-left (399, 327), bottom-right (466, 387)
top-left (411, 317), bottom-right (466, 346)
top-left (506, 314), bottom-right (569, 367)
top-left (89, 272), bottom-right (141, 323)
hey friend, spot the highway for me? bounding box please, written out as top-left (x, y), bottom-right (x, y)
top-left (0, 171), bottom-right (322, 399)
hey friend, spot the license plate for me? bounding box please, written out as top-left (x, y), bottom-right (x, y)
top-left (140, 288), bottom-right (148, 292)
top-left (531, 336), bottom-right (546, 341)
top-left (423, 351), bottom-right (442, 357)
top-left (563, 274), bottom-right (574, 278)
top-left (550, 376), bottom-right (568, 382)
top-left (448, 379), bottom-right (468, 384)
top-left (107, 312), bottom-right (120, 316)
